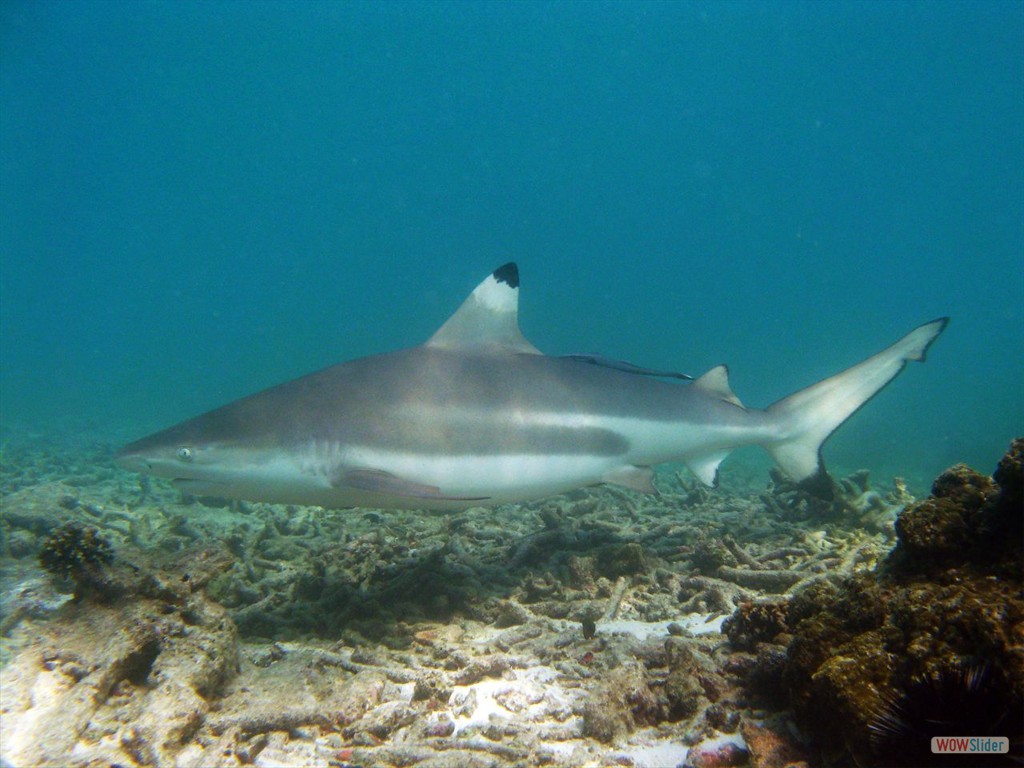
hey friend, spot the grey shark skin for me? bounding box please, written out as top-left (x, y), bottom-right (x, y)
top-left (117, 263), bottom-right (948, 511)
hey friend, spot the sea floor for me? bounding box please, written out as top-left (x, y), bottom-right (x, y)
top-left (0, 431), bottom-right (920, 768)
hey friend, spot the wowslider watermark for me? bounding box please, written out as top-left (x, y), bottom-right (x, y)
top-left (932, 737), bottom-right (1009, 754)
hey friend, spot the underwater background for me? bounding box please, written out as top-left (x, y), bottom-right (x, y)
top-left (1, 0), bottom-right (1022, 488)
top-left (2, 6), bottom-right (1024, 767)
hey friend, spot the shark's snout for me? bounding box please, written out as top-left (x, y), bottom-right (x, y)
top-left (114, 451), bottom-right (149, 472)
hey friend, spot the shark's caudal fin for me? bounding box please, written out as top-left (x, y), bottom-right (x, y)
top-left (765, 318), bottom-right (948, 486)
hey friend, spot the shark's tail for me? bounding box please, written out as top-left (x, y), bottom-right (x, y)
top-left (764, 317), bottom-right (948, 490)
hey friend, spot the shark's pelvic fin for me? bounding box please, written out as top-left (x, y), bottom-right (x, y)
top-left (601, 465), bottom-right (657, 493)
top-left (765, 317), bottom-right (949, 483)
top-left (427, 262), bottom-right (541, 354)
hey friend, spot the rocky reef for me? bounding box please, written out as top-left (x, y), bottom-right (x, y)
top-left (733, 439), bottom-right (1024, 767)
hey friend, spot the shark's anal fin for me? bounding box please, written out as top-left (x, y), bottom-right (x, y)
top-left (336, 468), bottom-right (490, 502)
top-left (685, 452), bottom-right (728, 487)
top-left (426, 262), bottom-right (541, 354)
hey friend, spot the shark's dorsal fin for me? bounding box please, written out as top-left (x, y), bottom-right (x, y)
top-left (693, 365), bottom-right (745, 409)
top-left (427, 262), bottom-right (541, 353)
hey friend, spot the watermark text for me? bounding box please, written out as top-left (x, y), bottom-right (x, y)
top-left (931, 737), bottom-right (1009, 754)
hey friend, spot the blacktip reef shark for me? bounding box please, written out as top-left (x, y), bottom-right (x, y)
top-left (117, 264), bottom-right (947, 511)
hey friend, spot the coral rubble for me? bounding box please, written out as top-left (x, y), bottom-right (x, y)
top-left (2, 432), bottom-right (1017, 766)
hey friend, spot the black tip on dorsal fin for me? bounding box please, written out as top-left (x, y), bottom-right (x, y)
top-left (493, 262), bottom-right (519, 289)
top-left (425, 262), bottom-right (540, 354)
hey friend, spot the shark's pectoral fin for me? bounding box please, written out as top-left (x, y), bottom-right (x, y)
top-left (601, 465), bottom-right (658, 494)
top-left (335, 468), bottom-right (491, 502)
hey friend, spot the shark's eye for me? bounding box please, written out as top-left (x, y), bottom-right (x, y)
top-left (176, 447), bottom-right (194, 462)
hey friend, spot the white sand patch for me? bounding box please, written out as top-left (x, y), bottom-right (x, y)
top-left (447, 664), bottom-right (575, 735)
top-left (611, 730), bottom-right (746, 768)
top-left (613, 741), bottom-right (691, 767)
top-left (597, 612), bottom-right (725, 639)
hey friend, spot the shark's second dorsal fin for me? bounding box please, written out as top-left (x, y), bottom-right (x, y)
top-left (693, 365), bottom-right (745, 409)
top-left (427, 262), bottom-right (541, 354)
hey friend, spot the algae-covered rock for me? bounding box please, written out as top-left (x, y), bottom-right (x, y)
top-left (38, 521), bottom-right (114, 598)
top-left (741, 717), bottom-right (811, 768)
top-left (985, 437), bottom-right (1024, 569)
top-left (891, 463), bottom-right (993, 571)
top-left (778, 439), bottom-right (1024, 766)
top-left (993, 437), bottom-right (1024, 508)
top-left (581, 662), bottom-right (657, 743)
top-left (892, 440), bottom-right (1022, 579)
top-left (722, 599), bottom-right (789, 651)
top-left (581, 642), bottom-right (712, 744)
top-left (598, 541), bottom-right (650, 578)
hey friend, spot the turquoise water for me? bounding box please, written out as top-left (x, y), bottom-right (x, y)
top-left (1, 1), bottom-right (1021, 487)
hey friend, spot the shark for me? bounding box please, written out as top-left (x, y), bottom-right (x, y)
top-left (117, 263), bottom-right (947, 510)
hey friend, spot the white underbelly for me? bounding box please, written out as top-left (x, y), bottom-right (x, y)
top-left (341, 447), bottom-right (617, 502)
